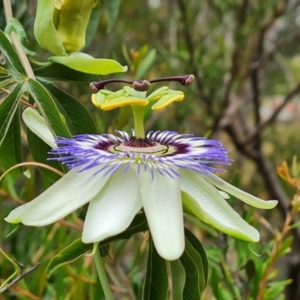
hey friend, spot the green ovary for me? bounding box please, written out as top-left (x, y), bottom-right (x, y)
top-left (108, 143), bottom-right (177, 157)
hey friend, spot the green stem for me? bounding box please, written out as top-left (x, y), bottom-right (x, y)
top-left (94, 248), bottom-right (114, 300)
top-left (3, 0), bottom-right (35, 79)
top-left (132, 105), bottom-right (146, 138)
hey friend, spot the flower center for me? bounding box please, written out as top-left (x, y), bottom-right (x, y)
top-left (107, 137), bottom-right (177, 156)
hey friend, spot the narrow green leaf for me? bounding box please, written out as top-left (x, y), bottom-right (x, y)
top-left (0, 66), bottom-right (10, 76)
top-left (105, 0), bottom-right (121, 33)
top-left (35, 63), bottom-right (99, 83)
top-left (27, 128), bottom-right (64, 183)
top-left (265, 279), bottom-right (292, 299)
top-left (169, 260), bottom-right (186, 300)
top-left (0, 30), bottom-right (26, 75)
top-left (0, 83), bottom-right (23, 147)
top-left (5, 19), bottom-right (36, 56)
top-left (275, 236), bottom-right (293, 258)
top-left (184, 228), bottom-right (208, 285)
top-left (43, 83), bottom-right (98, 134)
top-left (135, 49), bottom-right (156, 80)
top-left (142, 237), bottom-right (168, 300)
top-left (0, 79), bottom-right (17, 89)
top-left (0, 106), bottom-right (22, 175)
top-left (85, 0), bottom-right (102, 46)
top-left (47, 213), bottom-right (148, 276)
top-left (26, 79), bottom-right (72, 138)
top-left (49, 53), bottom-right (127, 74)
top-left (210, 268), bottom-right (220, 299)
top-left (179, 228), bottom-right (208, 299)
top-left (290, 219), bottom-right (300, 229)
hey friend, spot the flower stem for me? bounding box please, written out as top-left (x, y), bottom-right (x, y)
top-left (132, 105), bottom-right (146, 138)
top-left (94, 248), bottom-right (114, 300)
top-left (131, 89), bottom-right (147, 138)
top-left (3, 0), bottom-right (35, 79)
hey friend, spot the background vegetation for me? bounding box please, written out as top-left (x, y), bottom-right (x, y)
top-left (1, 0), bottom-right (300, 299)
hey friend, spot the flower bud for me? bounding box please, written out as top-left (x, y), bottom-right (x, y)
top-left (56, 0), bottom-right (95, 53)
top-left (34, 0), bottom-right (95, 55)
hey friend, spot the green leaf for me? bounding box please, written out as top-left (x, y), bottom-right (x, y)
top-left (35, 62), bottom-right (99, 83)
top-left (85, 0), bottom-right (102, 46)
top-left (5, 19), bottom-right (36, 56)
top-left (142, 237), bottom-right (168, 300)
top-left (47, 238), bottom-right (92, 277)
top-left (0, 79), bottom-right (17, 90)
top-left (25, 79), bottom-right (72, 138)
top-left (180, 228), bottom-right (208, 299)
top-left (48, 52), bottom-right (127, 74)
top-left (0, 30), bottom-right (26, 75)
top-left (47, 213), bottom-right (148, 276)
top-left (210, 267), bottom-right (220, 299)
top-left (42, 83), bottom-right (98, 134)
top-left (265, 279), bottom-right (292, 299)
top-left (0, 106), bottom-right (22, 175)
top-left (0, 66), bottom-right (10, 77)
top-left (275, 236), bottom-right (292, 258)
top-left (169, 260), bottom-right (186, 300)
top-left (290, 219), bottom-right (300, 229)
top-left (27, 128), bottom-right (64, 183)
top-left (184, 229), bottom-right (208, 286)
top-left (105, 0), bottom-right (121, 33)
top-left (135, 49), bottom-right (156, 80)
top-left (0, 83), bottom-right (23, 147)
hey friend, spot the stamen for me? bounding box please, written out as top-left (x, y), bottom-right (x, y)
top-left (90, 75), bottom-right (195, 91)
top-left (50, 131), bottom-right (231, 179)
top-left (124, 137), bottom-right (156, 148)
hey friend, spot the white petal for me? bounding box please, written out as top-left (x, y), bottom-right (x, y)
top-left (22, 107), bottom-right (57, 148)
top-left (5, 168), bottom-right (110, 226)
top-left (137, 169), bottom-right (185, 260)
top-left (203, 172), bottom-right (278, 209)
top-left (82, 168), bottom-right (142, 243)
top-left (180, 169), bottom-right (259, 242)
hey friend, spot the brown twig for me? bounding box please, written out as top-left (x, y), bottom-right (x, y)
top-left (256, 208), bottom-right (295, 299)
top-left (241, 81), bottom-right (300, 145)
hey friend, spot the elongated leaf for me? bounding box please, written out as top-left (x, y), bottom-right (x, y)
top-left (142, 237), bottom-right (168, 300)
top-left (179, 228), bottom-right (208, 299)
top-left (184, 228), bottom-right (208, 285)
top-left (0, 66), bottom-right (10, 77)
top-left (0, 106), bottom-right (22, 175)
top-left (47, 213), bottom-right (148, 276)
top-left (27, 128), bottom-right (64, 183)
top-left (135, 49), bottom-right (157, 80)
top-left (43, 83), bottom-right (98, 134)
top-left (106, 0), bottom-right (120, 33)
top-left (49, 53), bottom-right (127, 74)
top-left (25, 79), bottom-right (72, 138)
top-left (169, 260), bottom-right (186, 300)
top-left (85, 0), bottom-right (102, 46)
top-left (35, 63), bottom-right (98, 83)
top-left (0, 30), bottom-right (26, 75)
top-left (0, 83), bottom-right (23, 146)
top-left (5, 19), bottom-right (36, 56)
top-left (0, 79), bottom-right (17, 89)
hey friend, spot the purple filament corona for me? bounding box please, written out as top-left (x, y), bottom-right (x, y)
top-left (49, 131), bottom-right (231, 178)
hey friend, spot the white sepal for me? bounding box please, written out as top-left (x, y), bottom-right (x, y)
top-left (180, 169), bottom-right (260, 243)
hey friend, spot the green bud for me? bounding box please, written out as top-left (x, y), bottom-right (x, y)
top-left (56, 0), bottom-right (95, 53)
top-left (34, 0), bottom-right (95, 55)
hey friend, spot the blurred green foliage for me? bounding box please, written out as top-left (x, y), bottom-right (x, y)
top-left (1, 0), bottom-right (300, 299)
